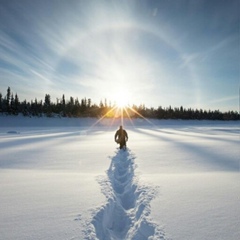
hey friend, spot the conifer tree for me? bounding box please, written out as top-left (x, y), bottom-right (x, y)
top-left (10, 93), bottom-right (14, 114)
top-left (87, 98), bottom-right (91, 108)
top-left (44, 94), bottom-right (51, 106)
top-left (44, 94), bottom-right (51, 116)
top-left (61, 94), bottom-right (66, 116)
top-left (62, 94), bottom-right (65, 105)
top-left (6, 87), bottom-right (11, 113)
top-left (14, 93), bottom-right (19, 114)
top-left (0, 92), bottom-right (2, 112)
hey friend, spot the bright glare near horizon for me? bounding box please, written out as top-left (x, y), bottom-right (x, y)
top-left (111, 88), bottom-right (132, 109)
top-left (114, 94), bottom-right (129, 109)
top-left (0, 0), bottom-right (239, 111)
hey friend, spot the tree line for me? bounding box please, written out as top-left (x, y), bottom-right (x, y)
top-left (0, 87), bottom-right (239, 120)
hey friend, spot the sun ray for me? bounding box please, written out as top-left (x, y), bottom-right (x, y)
top-left (128, 106), bottom-right (156, 127)
top-left (88, 105), bottom-right (118, 129)
top-left (123, 106), bottom-right (135, 127)
top-left (86, 96), bottom-right (157, 134)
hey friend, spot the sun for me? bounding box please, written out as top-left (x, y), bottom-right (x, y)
top-left (115, 95), bottom-right (128, 108)
top-left (114, 91), bottom-right (131, 108)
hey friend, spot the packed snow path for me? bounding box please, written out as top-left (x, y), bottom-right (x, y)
top-left (87, 149), bottom-right (165, 240)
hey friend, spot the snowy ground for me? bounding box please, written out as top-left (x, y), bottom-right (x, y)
top-left (0, 116), bottom-right (239, 240)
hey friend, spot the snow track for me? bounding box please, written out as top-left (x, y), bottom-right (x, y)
top-left (86, 149), bottom-right (165, 240)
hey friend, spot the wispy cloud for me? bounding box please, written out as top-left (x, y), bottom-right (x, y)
top-left (0, 0), bottom-right (239, 110)
top-left (210, 95), bottom-right (239, 104)
top-left (180, 35), bottom-right (238, 69)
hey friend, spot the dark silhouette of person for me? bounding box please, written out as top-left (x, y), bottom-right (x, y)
top-left (114, 125), bottom-right (128, 149)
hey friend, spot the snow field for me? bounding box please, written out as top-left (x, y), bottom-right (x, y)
top-left (0, 116), bottom-right (239, 240)
top-left (128, 125), bottom-right (239, 240)
top-left (0, 170), bottom-right (102, 239)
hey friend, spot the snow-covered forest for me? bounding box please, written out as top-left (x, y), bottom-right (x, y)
top-left (1, 87), bottom-right (239, 120)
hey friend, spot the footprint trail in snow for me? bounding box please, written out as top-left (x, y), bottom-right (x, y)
top-left (86, 149), bottom-right (166, 240)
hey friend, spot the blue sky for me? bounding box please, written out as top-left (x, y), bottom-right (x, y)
top-left (0, 0), bottom-right (239, 111)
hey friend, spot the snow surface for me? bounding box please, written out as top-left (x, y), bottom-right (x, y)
top-left (0, 115), bottom-right (239, 240)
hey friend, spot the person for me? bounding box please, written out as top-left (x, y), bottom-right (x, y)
top-left (114, 125), bottom-right (128, 149)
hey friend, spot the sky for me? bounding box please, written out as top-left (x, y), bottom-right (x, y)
top-left (0, 0), bottom-right (239, 111)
